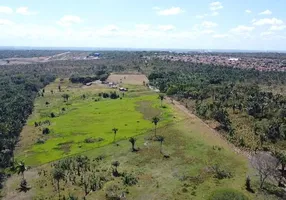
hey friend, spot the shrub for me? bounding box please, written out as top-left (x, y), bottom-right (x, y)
top-left (50, 112), bottom-right (56, 118)
top-left (84, 137), bottom-right (104, 143)
top-left (36, 138), bottom-right (45, 144)
top-left (212, 165), bottom-right (232, 180)
top-left (208, 188), bottom-right (249, 200)
top-left (42, 128), bottom-right (50, 135)
top-left (122, 173), bottom-right (138, 186)
top-left (110, 91), bottom-right (119, 99)
top-left (102, 93), bottom-right (109, 98)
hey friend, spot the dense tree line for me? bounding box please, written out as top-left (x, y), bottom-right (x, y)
top-left (0, 50), bottom-right (69, 59)
top-left (148, 62), bottom-right (286, 148)
top-left (0, 72), bottom-right (55, 188)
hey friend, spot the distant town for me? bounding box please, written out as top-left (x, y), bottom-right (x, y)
top-left (150, 53), bottom-right (286, 72)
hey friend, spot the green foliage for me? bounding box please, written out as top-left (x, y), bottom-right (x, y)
top-left (212, 165), bottom-right (233, 180)
top-left (208, 188), bottom-right (249, 200)
top-left (42, 128), bottom-right (50, 135)
top-left (122, 172), bottom-right (138, 186)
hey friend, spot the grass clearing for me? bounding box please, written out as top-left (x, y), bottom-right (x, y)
top-left (6, 77), bottom-right (259, 200)
top-left (107, 74), bottom-right (149, 85)
top-left (15, 79), bottom-right (173, 165)
top-left (6, 107), bottom-right (253, 200)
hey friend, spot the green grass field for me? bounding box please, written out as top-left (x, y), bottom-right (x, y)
top-left (6, 78), bottom-right (265, 200)
top-left (16, 79), bottom-right (174, 165)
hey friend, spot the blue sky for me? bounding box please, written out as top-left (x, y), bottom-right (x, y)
top-left (0, 0), bottom-right (285, 50)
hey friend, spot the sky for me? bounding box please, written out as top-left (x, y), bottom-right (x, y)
top-left (0, 0), bottom-right (286, 50)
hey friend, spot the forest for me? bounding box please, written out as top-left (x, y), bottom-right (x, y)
top-left (1, 50), bottom-right (286, 199)
top-left (148, 61), bottom-right (286, 151)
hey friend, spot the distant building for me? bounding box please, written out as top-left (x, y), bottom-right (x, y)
top-left (229, 58), bottom-right (239, 61)
top-left (93, 53), bottom-right (100, 57)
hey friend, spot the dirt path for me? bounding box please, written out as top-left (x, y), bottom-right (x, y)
top-left (166, 97), bottom-right (252, 159)
top-left (45, 51), bottom-right (70, 61)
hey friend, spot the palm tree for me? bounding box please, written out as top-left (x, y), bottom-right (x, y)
top-left (129, 137), bottom-right (137, 152)
top-left (112, 128), bottom-right (118, 143)
top-left (52, 168), bottom-right (65, 199)
top-left (159, 94), bottom-right (164, 107)
top-left (157, 136), bottom-right (164, 152)
top-left (111, 161), bottom-right (120, 177)
top-left (276, 150), bottom-right (286, 176)
top-left (62, 94), bottom-right (70, 102)
top-left (152, 117), bottom-right (160, 137)
top-left (16, 161), bottom-right (27, 179)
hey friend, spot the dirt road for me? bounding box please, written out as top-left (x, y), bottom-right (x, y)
top-left (166, 97), bottom-right (252, 159)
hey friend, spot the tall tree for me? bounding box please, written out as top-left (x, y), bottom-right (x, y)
top-left (157, 136), bottom-right (164, 152)
top-left (251, 152), bottom-right (279, 189)
top-left (111, 161), bottom-right (120, 177)
top-left (16, 161), bottom-right (27, 179)
top-left (112, 128), bottom-right (118, 143)
top-left (274, 150), bottom-right (286, 177)
top-left (129, 137), bottom-right (137, 152)
top-left (159, 94), bottom-right (164, 107)
top-left (152, 117), bottom-right (160, 137)
top-left (52, 168), bottom-right (65, 200)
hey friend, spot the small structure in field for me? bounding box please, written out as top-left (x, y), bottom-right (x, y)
top-left (86, 82), bottom-right (92, 86)
top-left (94, 80), bottom-right (102, 84)
top-left (108, 82), bottom-right (118, 88)
top-left (119, 87), bottom-right (128, 92)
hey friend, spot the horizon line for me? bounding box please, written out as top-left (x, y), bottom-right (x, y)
top-left (0, 46), bottom-right (286, 53)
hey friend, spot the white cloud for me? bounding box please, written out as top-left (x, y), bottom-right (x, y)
top-left (211, 11), bottom-right (219, 16)
top-left (0, 19), bottom-right (13, 25)
top-left (209, 2), bottom-right (223, 11)
top-left (0, 6), bottom-right (13, 14)
top-left (259, 10), bottom-right (272, 15)
top-left (201, 21), bottom-right (218, 28)
top-left (230, 25), bottom-right (255, 34)
top-left (16, 7), bottom-right (38, 15)
top-left (158, 25), bottom-right (175, 31)
top-left (245, 9), bottom-right (252, 14)
top-left (269, 25), bottom-right (286, 31)
top-left (156, 7), bottom-right (184, 16)
top-left (213, 34), bottom-right (229, 38)
top-left (253, 18), bottom-right (284, 26)
top-left (135, 24), bottom-right (151, 31)
top-left (57, 15), bottom-right (82, 26)
top-left (196, 14), bottom-right (207, 19)
top-left (102, 25), bottom-right (119, 32)
top-left (260, 31), bottom-right (274, 36)
top-left (201, 29), bottom-right (215, 34)
top-left (152, 6), bottom-right (160, 10)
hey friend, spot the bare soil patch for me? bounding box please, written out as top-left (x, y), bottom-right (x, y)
top-left (107, 74), bottom-right (149, 85)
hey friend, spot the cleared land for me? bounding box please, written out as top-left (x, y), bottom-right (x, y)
top-left (15, 78), bottom-right (172, 165)
top-left (107, 74), bottom-right (149, 85)
top-left (4, 75), bottom-right (263, 200)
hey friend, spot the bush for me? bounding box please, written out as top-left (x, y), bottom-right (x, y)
top-left (122, 172), bottom-right (138, 186)
top-left (42, 128), bottom-right (50, 135)
top-left (36, 138), bottom-right (45, 144)
top-left (84, 137), bottom-right (104, 143)
top-left (212, 165), bottom-right (232, 180)
top-left (208, 188), bottom-right (249, 200)
top-left (50, 112), bottom-right (56, 118)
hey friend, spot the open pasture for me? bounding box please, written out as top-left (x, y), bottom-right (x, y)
top-left (107, 74), bottom-right (149, 85)
top-left (15, 78), bottom-right (173, 165)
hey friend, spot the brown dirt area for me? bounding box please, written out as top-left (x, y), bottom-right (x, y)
top-left (107, 74), bottom-right (149, 85)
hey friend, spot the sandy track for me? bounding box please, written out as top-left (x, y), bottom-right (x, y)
top-left (166, 97), bottom-right (251, 159)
